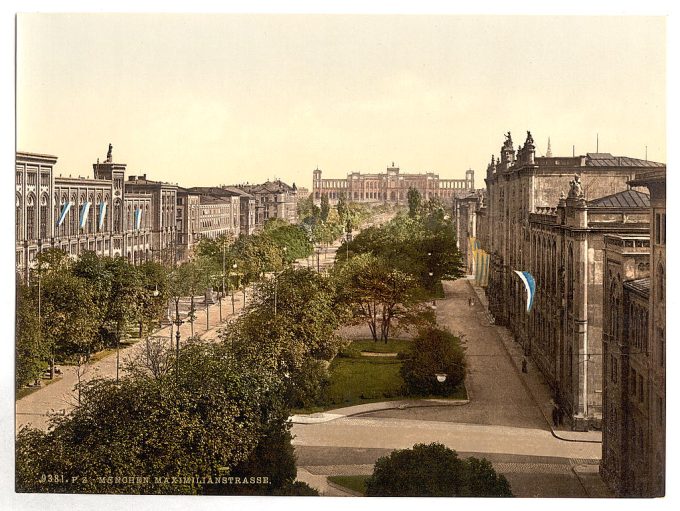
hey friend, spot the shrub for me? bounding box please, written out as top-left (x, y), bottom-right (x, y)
top-left (365, 443), bottom-right (512, 497)
top-left (400, 326), bottom-right (466, 396)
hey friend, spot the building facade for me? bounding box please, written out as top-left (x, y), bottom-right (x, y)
top-left (601, 168), bottom-right (665, 496)
top-left (313, 164), bottom-right (475, 205)
top-left (236, 180), bottom-right (298, 228)
top-left (475, 130), bottom-right (665, 429)
top-left (16, 147), bottom-right (156, 280)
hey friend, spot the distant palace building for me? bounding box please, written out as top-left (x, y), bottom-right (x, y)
top-left (312, 163), bottom-right (475, 205)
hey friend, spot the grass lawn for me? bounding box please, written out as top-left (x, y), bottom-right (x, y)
top-left (292, 339), bottom-right (467, 414)
top-left (350, 338), bottom-right (413, 354)
top-left (327, 475), bottom-right (370, 495)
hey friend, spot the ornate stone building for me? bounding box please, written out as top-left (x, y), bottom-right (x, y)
top-left (16, 146), bottom-right (155, 280)
top-left (475, 130), bottom-right (665, 429)
top-left (235, 180), bottom-right (298, 228)
top-left (312, 164), bottom-right (475, 205)
top-left (601, 168), bottom-right (665, 496)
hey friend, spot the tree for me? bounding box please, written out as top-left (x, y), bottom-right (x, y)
top-left (365, 443), bottom-right (512, 497)
top-left (16, 340), bottom-right (292, 495)
top-left (223, 267), bottom-right (344, 408)
top-left (401, 326), bottom-right (467, 396)
top-left (262, 219), bottom-right (313, 262)
top-left (334, 253), bottom-right (432, 342)
top-left (319, 193), bottom-right (330, 222)
top-left (407, 187), bottom-right (422, 218)
top-left (15, 283), bottom-right (50, 389)
top-left (296, 193), bottom-right (316, 223)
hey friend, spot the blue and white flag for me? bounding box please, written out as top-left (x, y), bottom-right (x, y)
top-left (79, 202), bottom-right (92, 229)
top-left (56, 202), bottom-right (72, 227)
top-left (514, 270), bottom-right (536, 313)
top-left (98, 202), bottom-right (107, 230)
top-left (134, 207), bottom-right (142, 230)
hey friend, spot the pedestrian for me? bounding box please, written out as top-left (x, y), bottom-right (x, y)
top-left (552, 406), bottom-right (559, 427)
top-left (521, 358), bottom-right (528, 373)
top-left (557, 405), bottom-right (564, 426)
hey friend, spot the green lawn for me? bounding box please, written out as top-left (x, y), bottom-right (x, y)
top-left (326, 356), bottom-right (404, 406)
top-left (327, 475), bottom-right (370, 495)
top-left (350, 338), bottom-right (413, 354)
top-left (291, 339), bottom-right (466, 414)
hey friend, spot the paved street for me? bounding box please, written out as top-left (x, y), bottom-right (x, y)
top-left (293, 278), bottom-right (610, 497)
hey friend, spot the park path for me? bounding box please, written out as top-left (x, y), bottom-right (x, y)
top-left (15, 292), bottom-right (246, 433)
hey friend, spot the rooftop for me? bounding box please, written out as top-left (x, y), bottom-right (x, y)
top-left (587, 189), bottom-right (650, 209)
top-left (585, 153), bottom-right (665, 168)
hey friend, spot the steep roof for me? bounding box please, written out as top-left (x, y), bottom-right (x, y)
top-left (587, 189), bottom-right (650, 209)
top-left (585, 153), bottom-right (665, 168)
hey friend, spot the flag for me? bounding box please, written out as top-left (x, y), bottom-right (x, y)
top-left (79, 202), bottom-right (91, 229)
top-left (134, 207), bottom-right (142, 230)
top-left (474, 249), bottom-right (490, 287)
top-left (514, 270), bottom-right (536, 312)
top-left (98, 202), bottom-right (107, 230)
top-left (468, 236), bottom-right (480, 255)
top-left (56, 202), bottom-right (72, 227)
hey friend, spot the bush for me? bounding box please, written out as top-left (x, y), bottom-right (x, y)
top-left (365, 443), bottom-right (512, 497)
top-left (400, 326), bottom-right (466, 396)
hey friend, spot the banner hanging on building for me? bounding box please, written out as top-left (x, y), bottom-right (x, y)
top-left (134, 207), bottom-right (142, 230)
top-left (56, 202), bottom-right (72, 227)
top-left (513, 270), bottom-right (536, 313)
top-left (474, 249), bottom-right (490, 287)
top-left (98, 202), bottom-right (107, 230)
top-left (79, 202), bottom-right (91, 229)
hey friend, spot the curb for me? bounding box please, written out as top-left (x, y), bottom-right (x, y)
top-left (290, 396), bottom-right (471, 424)
top-left (465, 280), bottom-right (601, 445)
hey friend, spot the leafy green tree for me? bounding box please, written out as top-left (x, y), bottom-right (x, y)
top-left (334, 253), bottom-right (432, 342)
top-left (365, 443), bottom-right (512, 497)
top-left (407, 187), bottom-right (422, 218)
top-left (262, 219), bottom-right (313, 261)
top-left (296, 193), bottom-right (316, 223)
top-left (336, 192), bottom-right (348, 224)
top-left (15, 340), bottom-right (291, 495)
top-left (224, 267), bottom-right (343, 408)
top-left (401, 326), bottom-right (466, 396)
top-left (39, 270), bottom-right (101, 362)
top-left (15, 283), bottom-right (51, 389)
top-left (319, 193), bottom-right (330, 222)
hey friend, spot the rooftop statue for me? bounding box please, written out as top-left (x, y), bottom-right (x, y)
top-left (568, 174), bottom-right (584, 198)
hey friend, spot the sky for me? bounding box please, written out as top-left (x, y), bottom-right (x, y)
top-left (16, 14), bottom-right (666, 190)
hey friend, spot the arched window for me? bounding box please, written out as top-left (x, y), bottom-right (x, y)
top-left (39, 193), bottom-right (48, 239)
top-left (114, 199), bottom-right (122, 232)
top-left (26, 193), bottom-right (36, 240)
top-left (15, 194), bottom-right (22, 240)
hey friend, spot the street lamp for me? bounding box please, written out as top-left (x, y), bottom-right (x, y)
top-left (231, 262), bottom-right (238, 313)
top-left (173, 296), bottom-right (184, 381)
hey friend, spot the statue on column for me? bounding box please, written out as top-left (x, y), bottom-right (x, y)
top-left (568, 174), bottom-right (584, 198)
top-left (106, 143), bottom-right (113, 163)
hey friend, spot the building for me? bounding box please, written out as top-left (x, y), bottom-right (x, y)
top-left (220, 186), bottom-right (257, 235)
top-left (235, 180), bottom-right (298, 228)
top-left (16, 146), bottom-right (155, 280)
top-left (475, 130), bottom-right (665, 429)
top-left (601, 168), bottom-right (665, 496)
top-left (186, 187), bottom-right (241, 240)
top-left (312, 163), bottom-right (475, 205)
top-left (124, 173), bottom-right (179, 266)
top-left (453, 190), bottom-right (485, 274)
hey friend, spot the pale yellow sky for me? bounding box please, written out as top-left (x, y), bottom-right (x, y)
top-left (16, 14), bottom-right (666, 189)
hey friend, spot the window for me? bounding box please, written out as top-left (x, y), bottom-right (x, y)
top-left (16, 172), bottom-right (22, 186)
top-left (40, 172), bottom-right (49, 187)
top-left (40, 203), bottom-right (48, 239)
top-left (26, 196), bottom-right (35, 240)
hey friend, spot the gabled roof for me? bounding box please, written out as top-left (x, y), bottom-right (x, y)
top-left (585, 153), bottom-right (665, 168)
top-left (587, 189), bottom-right (650, 209)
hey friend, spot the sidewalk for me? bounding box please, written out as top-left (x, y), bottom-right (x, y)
top-left (290, 396), bottom-right (470, 424)
top-left (466, 277), bottom-right (601, 444)
top-left (16, 290), bottom-right (247, 433)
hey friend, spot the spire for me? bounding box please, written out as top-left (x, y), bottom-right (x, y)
top-left (546, 137), bottom-right (553, 157)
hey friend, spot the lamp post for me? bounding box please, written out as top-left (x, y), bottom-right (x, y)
top-left (173, 295), bottom-right (184, 381)
top-left (231, 262), bottom-right (238, 314)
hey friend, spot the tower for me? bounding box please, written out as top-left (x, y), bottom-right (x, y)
top-left (313, 167), bottom-right (322, 200)
top-left (546, 137), bottom-right (553, 157)
top-left (466, 168), bottom-right (475, 190)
